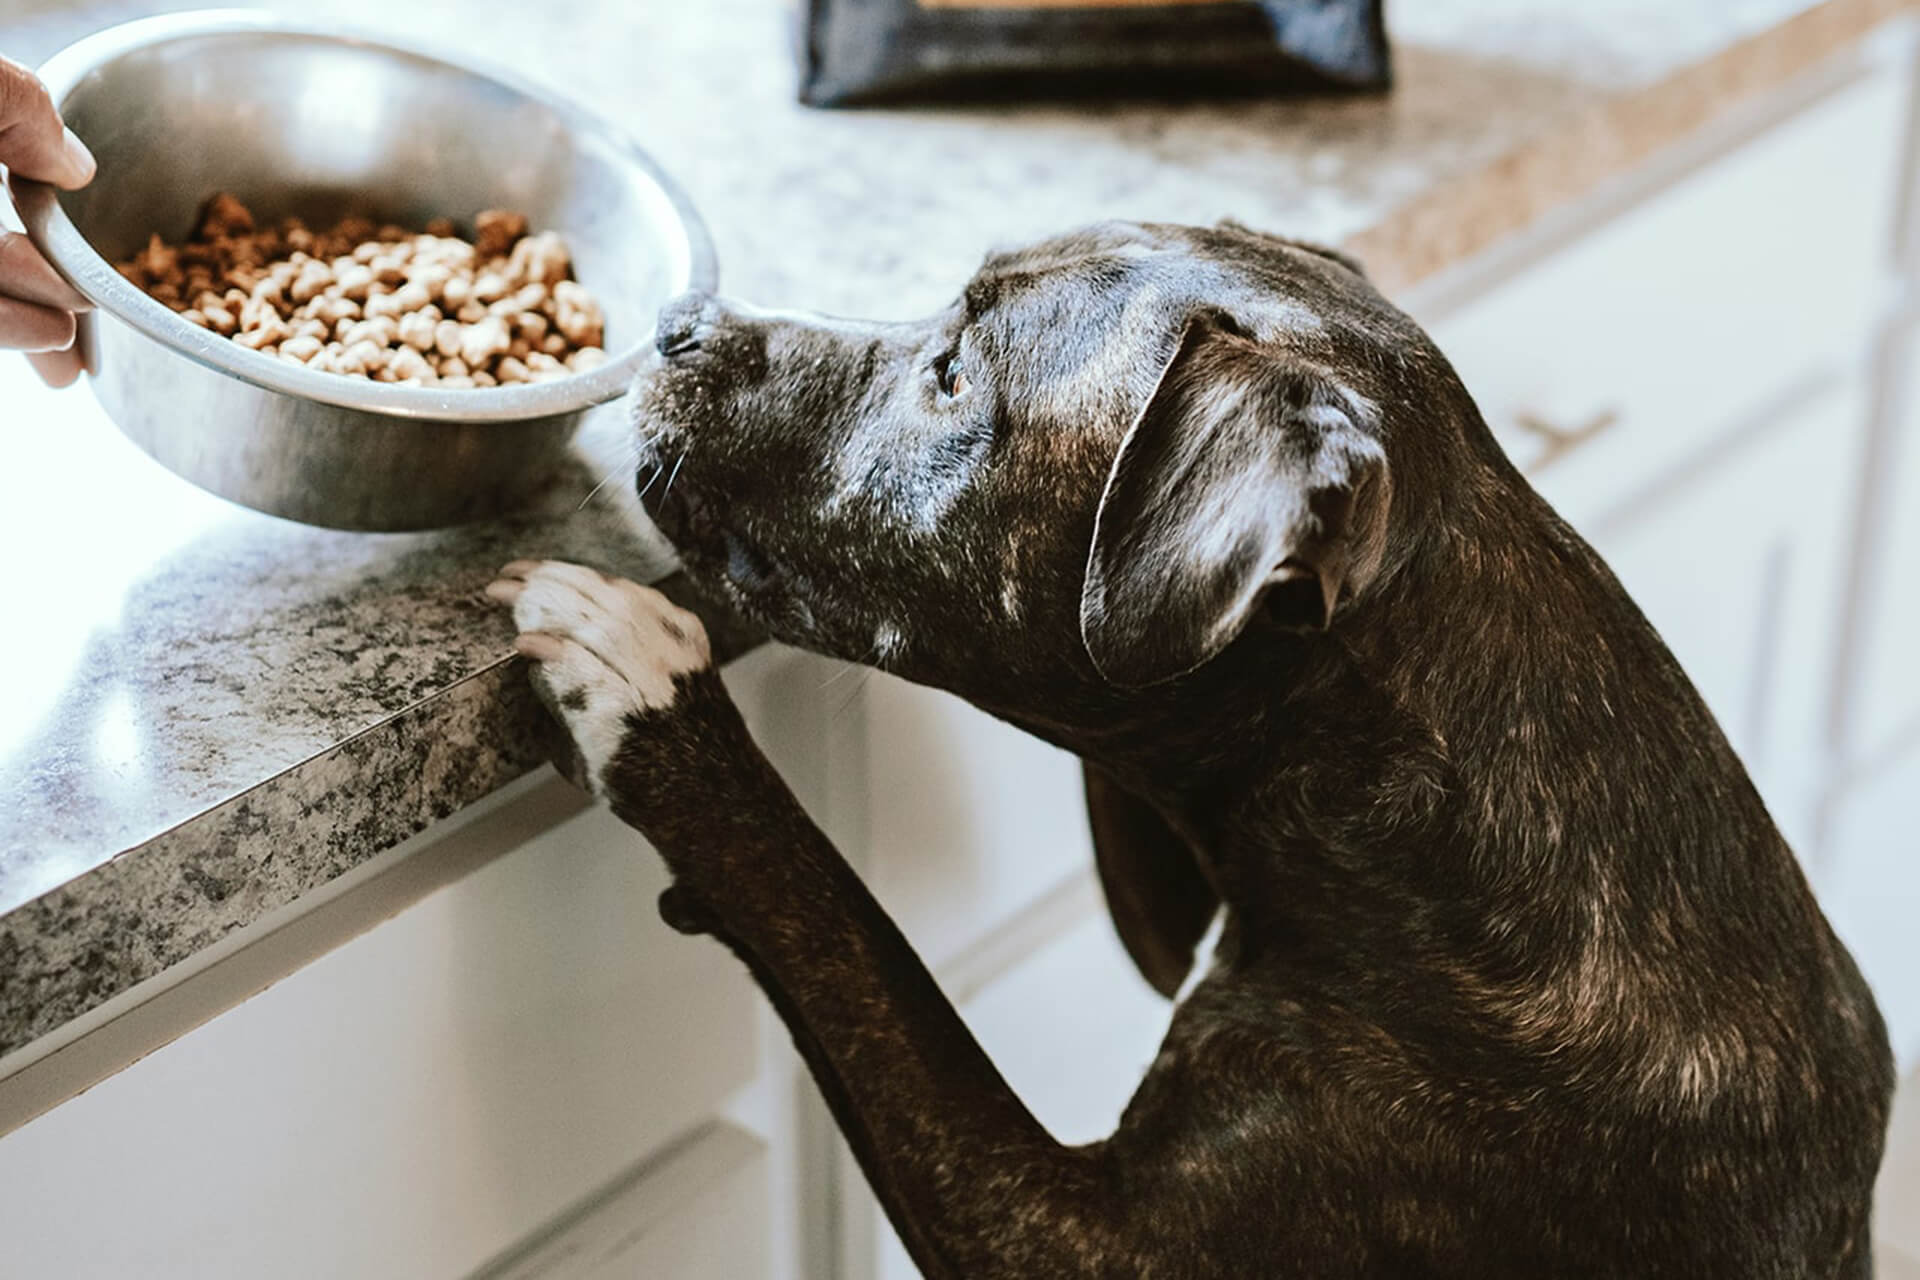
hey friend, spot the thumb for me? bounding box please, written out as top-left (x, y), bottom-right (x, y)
top-left (0, 56), bottom-right (95, 189)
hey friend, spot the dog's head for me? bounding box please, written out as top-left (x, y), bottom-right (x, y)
top-left (635, 221), bottom-right (1464, 712)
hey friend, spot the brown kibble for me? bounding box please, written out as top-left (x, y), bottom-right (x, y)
top-left (473, 209), bottom-right (529, 258)
top-left (196, 191), bottom-right (255, 240)
top-left (335, 265), bottom-right (375, 300)
top-left (397, 310), bottom-right (438, 353)
top-left (388, 347), bottom-right (434, 382)
top-left (117, 195), bottom-right (604, 387)
top-left (567, 346), bottom-right (606, 373)
top-left (289, 260), bottom-right (332, 304)
top-left (280, 334), bottom-right (324, 363)
top-left (232, 318), bottom-right (288, 350)
top-left (551, 280), bottom-right (604, 347)
top-left (471, 272), bottom-right (508, 304)
top-left (459, 314), bottom-right (512, 368)
top-left (344, 339), bottom-right (387, 373)
top-left (515, 311), bottom-right (549, 343)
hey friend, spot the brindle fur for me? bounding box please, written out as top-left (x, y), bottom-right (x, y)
top-left (553, 221), bottom-right (1893, 1277)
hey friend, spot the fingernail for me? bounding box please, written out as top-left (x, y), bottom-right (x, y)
top-left (59, 127), bottom-right (96, 187)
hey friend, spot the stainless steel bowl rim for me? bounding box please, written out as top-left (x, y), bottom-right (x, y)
top-left (16, 8), bottom-right (717, 424)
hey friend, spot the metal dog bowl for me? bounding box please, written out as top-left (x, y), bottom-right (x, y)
top-left (16, 10), bottom-right (715, 531)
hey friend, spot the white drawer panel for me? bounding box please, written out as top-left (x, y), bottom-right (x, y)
top-left (1849, 326), bottom-right (1920, 761)
top-left (479, 1123), bottom-right (769, 1280)
top-left (0, 792), bottom-right (761, 1280)
top-left (1426, 63), bottom-right (1905, 529)
top-left (1819, 749), bottom-right (1920, 1075)
top-left (862, 673), bottom-right (1093, 970)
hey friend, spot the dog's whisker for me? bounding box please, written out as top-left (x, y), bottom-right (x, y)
top-left (830, 668), bottom-right (874, 724)
top-left (577, 463), bottom-right (630, 512)
top-left (661, 450), bottom-right (688, 499)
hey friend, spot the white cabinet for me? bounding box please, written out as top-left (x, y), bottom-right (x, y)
top-left (1820, 752), bottom-right (1920, 1074)
top-left (1847, 324), bottom-right (1920, 764)
top-left (1425, 61), bottom-right (1903, 529)
top-left (860, 672), bottom-right (1094, 972)
top-left (477, 1123), bottom-right (771, 1280)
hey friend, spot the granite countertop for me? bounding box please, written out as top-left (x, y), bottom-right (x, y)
top-left (0, 0), bottom-right (1902, 1063)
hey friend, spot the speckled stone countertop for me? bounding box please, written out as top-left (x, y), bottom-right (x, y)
top-left (0, 0), bottom-right (1904, 1061)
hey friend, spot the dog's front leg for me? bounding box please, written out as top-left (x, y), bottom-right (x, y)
top-left (487, 560), bottom-right (1121, 1279)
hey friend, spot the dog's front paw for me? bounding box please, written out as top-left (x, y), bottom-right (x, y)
top-left (487, 559), bottom-right (712, 794)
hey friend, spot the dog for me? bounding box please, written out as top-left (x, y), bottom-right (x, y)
top-left (486, 220), bottom-right (1893, 1278)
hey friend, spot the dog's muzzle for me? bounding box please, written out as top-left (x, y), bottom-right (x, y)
top-left (656, 290), bottom-right (722, 358)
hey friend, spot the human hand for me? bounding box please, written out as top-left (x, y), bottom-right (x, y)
top-left (1, 53), bottom-right (96, 387)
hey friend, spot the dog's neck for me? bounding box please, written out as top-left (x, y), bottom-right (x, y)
top-left (999, 472), bottom-right (1852, 1096)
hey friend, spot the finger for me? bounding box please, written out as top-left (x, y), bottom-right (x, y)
top-left (0, 294), bottom-right (75, 351)
top-left (0, 231), bottom-right (89, 311)
top-left (485, 578), bottom-right (526, 604)
top-left (26, 346), bottom-right (82, 387)
top-left (0, 56), bottom-right (94, 188)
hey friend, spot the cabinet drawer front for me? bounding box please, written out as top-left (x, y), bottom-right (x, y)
top-left (1819, 753), bottom-right (1920, 1074)
top-left (0, 797), bottom-right (761, 1280)
top-left (1425, 63), bottom-right (1905, 529)
top-left (1850, 326), bottom-right (1920, 761)
top-left (861, 673), bottom-right (1095, 970)
top-left (479, 1123), bottom-right (770, 1280)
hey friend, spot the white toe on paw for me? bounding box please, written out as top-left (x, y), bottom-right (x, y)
top-left (490, 559), bottom-right (712, 787)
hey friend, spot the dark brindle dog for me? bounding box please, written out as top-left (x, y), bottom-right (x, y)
top-left (487, 221), bottom-right (1893, 1277)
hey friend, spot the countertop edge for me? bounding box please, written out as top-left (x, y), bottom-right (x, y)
top-left (0, 657), bottom-right (555, 1058)
top-left (1347, 0), bottom-right (1916, 291)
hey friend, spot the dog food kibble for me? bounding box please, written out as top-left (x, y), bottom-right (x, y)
top-left (115, 194), bottom-right (607, 387)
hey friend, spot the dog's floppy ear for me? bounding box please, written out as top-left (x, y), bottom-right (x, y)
top-left (1080, 313), bottom-right (1391, 688)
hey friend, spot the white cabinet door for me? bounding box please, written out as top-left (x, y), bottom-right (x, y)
top-left (1580, 384), bottom-right (1866, 861)
top-left (859, 673), bottom-right (1095, 972)
top-left (1818, 748), bottom-right (1920, 1074)
top-left (1422, 62), bottom-right (1903, 532)
top-left (1847, 326), bottom-right (1920, 764)
top-left (478, 1123), bottom-right (770, 1280)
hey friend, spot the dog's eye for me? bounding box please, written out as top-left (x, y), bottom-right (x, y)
top-left (933, 348), bottom-right (970, 399)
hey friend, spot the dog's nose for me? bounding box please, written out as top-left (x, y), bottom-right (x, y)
top-left (656, 290), bottom-right (717, 359)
